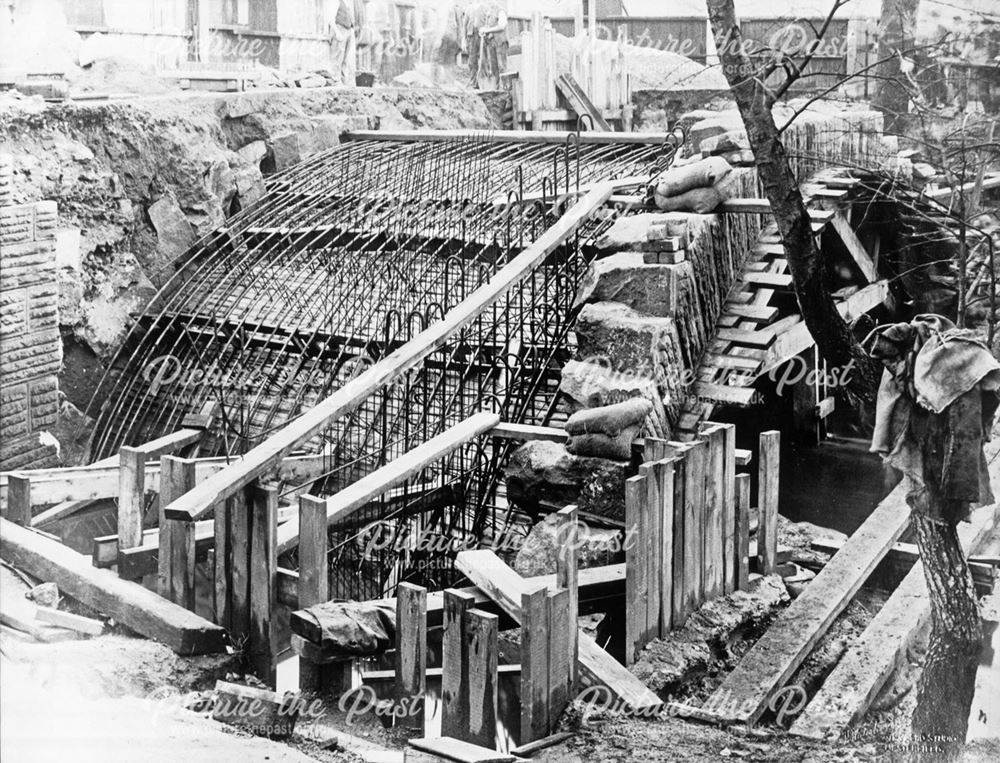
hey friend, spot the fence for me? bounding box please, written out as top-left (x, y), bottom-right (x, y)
top-left (624, 426), bottom-right (780, 662)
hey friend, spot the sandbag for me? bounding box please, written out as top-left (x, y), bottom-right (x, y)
top-left (653, 156), bottom-right (732, 198)
top-left (566, 430), bottom-right (636, 460)
top-left (654, 185), bottom-right (723, 214)
top-left (565, 397), bottom-right (653, 437)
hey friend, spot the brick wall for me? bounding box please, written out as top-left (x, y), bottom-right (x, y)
top-left (0, 153), bottom-right (62, 470)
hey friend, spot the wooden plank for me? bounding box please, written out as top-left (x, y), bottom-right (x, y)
top-left (682, 441), bottom-right (708, 616)
top-left (791, 497), bottom-right (1000, 740)
top-left (693, 383), bottom-right (757, 407)
top-left (363, 664), bottom-right (521, 682)
top-left (554, 505), bottom-right (579, 697)
top-left (158, 456), bottom-right (196, 610)
top-left (815, 396), bottom-right (836, 420)
top-left (297, 494), bottom-right (329, 608)
top-left (724, 304), bottom-right (779, 323)
top-left (665, 443), bottom-right (693, 625)
top-left (455, 550), bottom-right (661, 711)
top-left (642, 463), bottom-right (661, 643)
top-left (226, 489), bottom-right (252, 640)
top-left (10, 452), bottom-right (325, 510)
top-left (716, 328), bottom-right (776, 348)
top-left (0, 517), bottom-right (225, 654)
top-left (757, 431), bottom-right (780, 575)
top-left (510, 731), bottom-right (575, 757)
top-left (735, 473), bottom-right (751, 591)
top-left (408, 737), bottom-right (514, 763)
top-left (721, 425), bottom-right (737, 594)
top-left (443, 589), bottom-right (477, 740)
top-left (117, 447), bottom-right (145, 552)
top-left (734, 449), bottom-right (752, 467)
top-left (743, 271), bottom-right (793, 288)
top-left (697, 468), bottom-right (919, 725)
top-left (35, 606), bottom-right (104, 635)
top-left (656, 459), bottom-right (676, 633)
top-left (698, 425), bottom-right (726, 601)
top-left (349, 128), bottom-right (671, 145)
top-left (465, 609), bottom-right (498, 749)
top-left (760, 280), bottom-right (889, 375)
top-left (396, 582), bottom-right (427, 730)
top-left (6, 474), bottom-right (30, 527)
top-left (703, 354), bottom-right (760, 372)
top-left (489, 422), bottom-right (566, 442)
top-left (624, 475), bottom-right (646, 663)
top-left (274, 413), bottom-right (501, 554)
top-left (829, 212), bottom-right (877, 282)
top-left (520, 586), bottom-right (549, 743)
top-left (249, 483), bottom-right (279, 687)
top-left (164, 186), bottom-right (616, 523)
top-left (546, 588), bottom-right (571, 725)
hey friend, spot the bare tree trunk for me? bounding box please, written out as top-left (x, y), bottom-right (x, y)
top-left (911, 512), bottom-right (981, 761)
top-left (705, 0), bottom-right (879, 402)
top-left (875, 0), bottom-right (921, 134)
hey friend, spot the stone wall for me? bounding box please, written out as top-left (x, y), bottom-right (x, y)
top-left (0, 153), bottom-right (61, 469)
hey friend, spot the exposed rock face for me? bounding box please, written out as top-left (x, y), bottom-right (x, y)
top-left (513, 511), bottom-right (624, 577)
top-left (574, 302), bottom-right (687, 418)
top-left (505, 440), bottom-right (629, 520)
top-left (0, 86), bottom-right (494, 454)
top-left (630, 575), bottom-right (789, 700)
top-left (573, 251), bottom-right (685, 317)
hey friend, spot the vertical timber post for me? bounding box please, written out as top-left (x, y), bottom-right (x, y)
top-left (757, 431), bottom-right (781, 575)
top-left (249, 482), bottom-right (279, 687)
top-left (6, 474), bottom-right (31, 527)
top-left (624, 474), bottom-right (646, 664)
top-left (229, 486), bottom-right (251, 645)
top-left (464, 609), bottom-right (498, 749)
top-left (158, 455), bottom-right (196, 610)
top-left (395, 582), bottom-right (427, 731)
top-left (735, 473), bottom-right (752, 590)
top-left (117, 447), bottom-right (145, 553)
top-left (520, 586), bottom-right (549, 744)
top-left (442, 589), bottom-right (476, 739)
top-left (555, 504), bottom-right (579, 697)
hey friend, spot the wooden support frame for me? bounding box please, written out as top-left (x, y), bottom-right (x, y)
top-left (694, 454), bottom-right (924, 726)
top-left (297, 494), bottom-right (329, 608)
top-left (274, 413), bottom-right (501, 555)
top-left (829, 211), bottom-right (877, 282)
top-left (698, 424), bottom-right (726, 600)
top-left (456, 550), bottom-right (662, 713)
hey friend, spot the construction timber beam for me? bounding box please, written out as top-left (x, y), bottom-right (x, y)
top-left (163, 184), bottom-right (615, 522)
top-left (345, 129), bottom-right (673, 145)
top-left (759, 280), bottom-right (889, 376)
top-left (274, 413), bottom-right (500, 555)
top-left (0, 518), bottom-right (226, 654)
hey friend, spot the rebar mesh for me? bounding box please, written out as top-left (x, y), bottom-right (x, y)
top-left (87, 130), bottom-right (675, 598)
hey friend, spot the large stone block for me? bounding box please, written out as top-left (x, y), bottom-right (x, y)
top-left (513, 511), bottom-right (624, 577)
top-left (574, 302), bottom-right (687, 415)
top-left (504, 440), bottom-right (629, 521)
top-left (148, 190), bottom-right (195, 261)
top-left (574, 251), bottom-right (686, 316)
